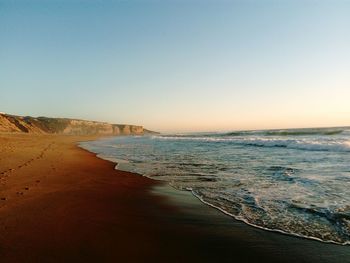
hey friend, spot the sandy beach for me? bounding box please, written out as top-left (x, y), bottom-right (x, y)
top-left (0, 133), bottom-right (350, 263)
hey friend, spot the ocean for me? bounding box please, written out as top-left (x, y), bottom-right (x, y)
top-left (80, 127), bottom-right (350, 245)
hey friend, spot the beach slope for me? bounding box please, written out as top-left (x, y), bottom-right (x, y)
top-left (0, 134), bottom-right (349, 263)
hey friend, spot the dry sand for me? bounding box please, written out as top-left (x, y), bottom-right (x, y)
top-left (0, 134), bottom-right (349, 263)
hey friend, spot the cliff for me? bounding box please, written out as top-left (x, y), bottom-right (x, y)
top-left (0, 113), bottom-right (157, 136)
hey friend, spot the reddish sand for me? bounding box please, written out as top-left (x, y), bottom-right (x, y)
top-left (0, 134), bottom-right (180, 262)
top-left (0, 134), bottom-right (349, 263)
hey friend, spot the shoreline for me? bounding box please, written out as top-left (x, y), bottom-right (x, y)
top-left (80, 137), bottom-right (350, 247)
top-left (0, 134), bottom-right (349, 262)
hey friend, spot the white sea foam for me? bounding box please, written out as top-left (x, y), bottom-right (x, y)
top-left (190, 190), bottom-right (350, 246)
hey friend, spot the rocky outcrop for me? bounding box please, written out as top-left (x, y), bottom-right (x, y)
top-left (113, 124), bottom-right (144, 135)
top-left (0, 113), bottom-right (157, 136)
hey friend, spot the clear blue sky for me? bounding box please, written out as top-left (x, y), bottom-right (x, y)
top-left (1, 0), bottom-right (349, 132)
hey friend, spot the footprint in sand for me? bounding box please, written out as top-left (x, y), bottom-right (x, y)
top-left (1, 169), bottom-right (13, 175)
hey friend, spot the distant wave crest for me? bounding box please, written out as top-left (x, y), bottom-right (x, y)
top-left (225, 129), bottom-right (344, 137)
top-left (154, 135), bottom-right (350, 152)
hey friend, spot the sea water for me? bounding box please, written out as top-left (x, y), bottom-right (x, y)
top-left (80, 127), bottom-right (350, 245)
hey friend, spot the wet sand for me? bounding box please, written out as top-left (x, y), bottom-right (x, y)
top-left (0, 133), bottom-right (349, 262)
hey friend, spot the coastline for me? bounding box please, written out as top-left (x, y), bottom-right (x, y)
top-left (0, 134), bottom-right (350, 262)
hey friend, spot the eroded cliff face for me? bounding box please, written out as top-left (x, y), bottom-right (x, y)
top-left (0, 113), bottom-right (156, 136)
top-left (113, 124), bottom-right (144, 135)
top-left (61, 119), bottom-right (114, 135)
top-left (0, 114), bottom-right (46, 134)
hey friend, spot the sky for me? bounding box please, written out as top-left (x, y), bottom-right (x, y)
top-left (1, 0), bottom-right (350, 132)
